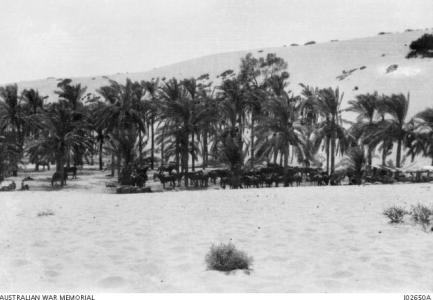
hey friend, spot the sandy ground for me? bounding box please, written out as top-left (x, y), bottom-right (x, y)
top-left (0, 168), bottom-right (433, 292)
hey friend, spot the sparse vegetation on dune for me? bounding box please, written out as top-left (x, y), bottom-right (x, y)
top-left (205, 243), bottom-right (252, 273)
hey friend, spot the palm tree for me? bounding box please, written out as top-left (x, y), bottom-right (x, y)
top-left (313, 87), bottom-right (348, 174)
top-left (21, 88), bottom-right (47, 141)
top-left (142, 78), bottom-right (159, 169)
top-left (54, 79), bottom-right (88, 166)
top-left (0, 84), bottom-right (26, 175)
top-left (30, 101), bottom-right (92, 185)
top-left (22, 89), bottom-right (47, 115)
top-left (181, 78), bottom-right (200, 171)
top-left (347, 92), bottom-right (379, 166)
top-left (87, 98), bottom-right (108, 170)
top-left (0, 134), bottom-right (21, 179)
top-left (256, 92), bottom-right (304, 178)
top-left (158, 78), bottom-right (191, 182)
top-left (382, 93), bottom-right (410, 168)
top-left (196, 76), bottom-right (218, 168)
top-left (217, 75), bottom-right (249, 173)
top-left (409, 107), bottom-right (433, 165)
top-left (340, 146), bottom-right (367, 184)
top-left (97, 79), bottom-right (146, 182)
top-left (158, 78), bottom-right (216, 184)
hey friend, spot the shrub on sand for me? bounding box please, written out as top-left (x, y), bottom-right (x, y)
top-left (205, 243), bottom-right (252, 273)
top-left (383, 206), bottom-right (408, 223)
top-left (37, 209), bottom-right (55, 217)
top-left (411, 204), bottom-right (433, 230)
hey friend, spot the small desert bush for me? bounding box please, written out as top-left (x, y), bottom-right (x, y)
top-left (411, 204), bottom-right (433, 229)
top-left (205, 243), bottom-right (252, 273)
top-left (37, 209), bottom-right (55, 217)
top-left (383, 206), bottom-right (408, 223)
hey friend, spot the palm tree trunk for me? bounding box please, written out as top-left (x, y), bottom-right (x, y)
top-left (183, 134), bottom-right (189, 187)
top-left (161, 129), bottom-right (165, 166)
top-left (283, 146), bottom-right (289, 186)
top-left (138, 130), bottom-right (143, 160)
top-left (396, 138), bottom-right (402, 168)
top-left (175, 138), bottom-right (180, 173)
top-left (326, 136), bottom-right (330, 174)
top-left (330, 134), bottom-right (336, 174)
top-left (111, 151), bottom-right (115, 176)
top-left (203, 130), bottom-right (208, 169)
top-left (99, 138), bottom-right (103, 171)
top-left (191, 131), bottom-right (195, 171)
top-left (151, 118), bottom-right (155, 169)
top-left (367, 146), bottom-right (372, 166)
top-left (117, 151), bottom-right (121, 180)
top-left (382, 146), bottom-right (387, 166)
top-left (250, 112), bottom-right (255, 168)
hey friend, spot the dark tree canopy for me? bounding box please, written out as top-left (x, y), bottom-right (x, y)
top-left (406, 34), bottom-right (433, 58)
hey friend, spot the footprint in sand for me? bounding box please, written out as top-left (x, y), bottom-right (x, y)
top-left (97, 276), bottom-right (126, 288)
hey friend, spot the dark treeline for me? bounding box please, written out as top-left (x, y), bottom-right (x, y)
top-left (1, 53), bottom-right (432, 186)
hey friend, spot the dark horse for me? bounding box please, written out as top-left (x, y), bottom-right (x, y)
top-left (51, 172), bottom-right (68, 186)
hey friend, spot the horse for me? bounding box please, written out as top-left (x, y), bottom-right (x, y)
top-left (64, 166), bottom-right (77, 179)
top-left (51, 172), bottom-right (68, 187)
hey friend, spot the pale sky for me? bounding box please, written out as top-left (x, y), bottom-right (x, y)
top-left (1, 0), bottom-right (432, 84)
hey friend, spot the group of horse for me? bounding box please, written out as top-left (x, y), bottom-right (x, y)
top-left (152, 164), bottom-right (348, 190)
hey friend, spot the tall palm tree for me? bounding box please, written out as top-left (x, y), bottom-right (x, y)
top-left (55, 79), bottom-right (88, 166)
top-left (347, 92), bottom-right (379, 166)
top-left (158, 78), bottom-right (191, 182)
top-left (21, 88), bottom-right (47, 141)
top-left (30, 101), bottom-right (92, 185)
top-left (256, 92), bottom-right (304, 175)
top-left (142, 78), bottom-right (159, 169)
top-left (97, 79), bottom-right (146, 181)
top-left (382, 93), bottom-right (410, 168)
top-left (217, 75), bottom-right (249, 173)
top-left (314, 87), bottom-right (348, 174)
top-left (0, 84), bottom-right (26, 175)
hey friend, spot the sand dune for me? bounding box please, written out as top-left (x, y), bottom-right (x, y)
top-left (1, 170), bottom-right (432, 292)
top-left (12, 29), bottom-right (433, 119)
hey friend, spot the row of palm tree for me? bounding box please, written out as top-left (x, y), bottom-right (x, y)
top-left (0, 53), bottom-right (432, 185)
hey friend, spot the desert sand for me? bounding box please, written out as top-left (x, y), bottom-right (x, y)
top-left (0, 169), bottom-right (432, 292)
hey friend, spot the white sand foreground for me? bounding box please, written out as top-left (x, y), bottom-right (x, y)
top-left (0, 182), bottom-right (432, 292)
